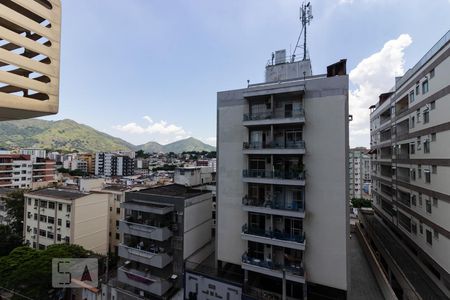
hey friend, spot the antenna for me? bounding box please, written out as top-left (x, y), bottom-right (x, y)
top-left (292, 1), bottom-right (313, 61)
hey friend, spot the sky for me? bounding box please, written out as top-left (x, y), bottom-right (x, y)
top-left (42, 0), bottom-right (450, 147)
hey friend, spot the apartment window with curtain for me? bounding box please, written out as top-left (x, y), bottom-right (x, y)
top-left (425, 169), bottom-right (431, 183)
top-left (415, 83), bottom-right (420, 95)
top-left (423, 110), bottom-right (429, 124)
top-left (409, 90), bottom-right (415, 103)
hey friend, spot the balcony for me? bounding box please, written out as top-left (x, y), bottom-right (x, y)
top-left (241, 253), bottom-right (305, 284)
top-left (241, 224), bottom-right (305, 250)
top-left (117, 266), bottom-right (172, 297)
top-left (121, 201), bottom-right (174, 215)
top-left (118, 244), bottom-right (173, 269)
top-left (243, 141), bottom-right (306, 155)
top-left (242, 170), bottom-right (305, 186)
top-left (0, 0), bottom-right (61, 121)
top-left (243, 109), bottom-right (305, 127)
top-left (242, 196), bottom-right (305, 218)
top-left (119, 220), bottom-right (172, 242)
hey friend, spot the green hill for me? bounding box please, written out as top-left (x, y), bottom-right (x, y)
top-left (0, 119), bottom-right (216, 153)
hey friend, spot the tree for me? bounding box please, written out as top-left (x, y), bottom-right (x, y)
top-left (5, 190), bottom-right (25, 234)
top-left (57, 167), bottom-right (70, 173)
top-left (351, 197), bottom-right (372, 208)
top-left (0, 244), bottom-right (91, 299)
top-left (0, 225), bottom-right (22, 256)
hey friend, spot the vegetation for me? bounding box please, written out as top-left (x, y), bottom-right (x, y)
top-left (0, 244), bottom-right (91, 299)
top-left (152, 164), bottom-right (177, 172)
top-left (57, 167), bottom-right (87, 177)
top-left (351, 197), bottom-right (372, 208)
top-left (0, 225), bottom-right (23, 257)
top-left (4, 190), bottom-right (25, 234)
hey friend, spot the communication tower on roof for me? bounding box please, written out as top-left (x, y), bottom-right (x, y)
top-left (292, 1), bottom-right (313, 62)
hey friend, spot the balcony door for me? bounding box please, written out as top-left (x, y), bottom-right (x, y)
top-left (285, 130), bottom-right (302, 147)
top-left (285, 218), bottom-right (302, 237)
top-left (285, 103), bottom-right (293, 117)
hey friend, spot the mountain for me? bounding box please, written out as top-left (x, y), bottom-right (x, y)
top-left (163, 137), bottom-right (216, 153)
top-left (0, 119), bottom-right (215, 153)
top-left (0, 119), bottom-right (135, 152)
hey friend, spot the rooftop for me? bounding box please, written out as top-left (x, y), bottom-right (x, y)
top-left (131, 184), bottom-right (209, 199)
top-left (26, 188), bottom-right (89, 200)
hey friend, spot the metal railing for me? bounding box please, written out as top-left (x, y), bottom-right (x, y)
top-left (242, 169), bottom-right (305, 180)
top-left (243, 108), bottom-right (305, 121)
top-left (242, 196), bottom-right (304, 212)
top-left (242, 224), bottom-right (305, 243)
top-left (241, 253), bottom-right (304, 276)
top-left (243, 140), bottom-right (305, 150)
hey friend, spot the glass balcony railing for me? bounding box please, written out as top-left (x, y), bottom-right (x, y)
top-left (243, 109), bottom-right (305, 121)
top-left (243, 140), bottom-right (305, 150)
top-left (241, 253), bottom-right (304, 277)
top-left (242, 224), bottom-right (305, 243)
top-left (243, 169), bottom-right (305, 180)
top-left (242, 196), bottom-right (304, 212)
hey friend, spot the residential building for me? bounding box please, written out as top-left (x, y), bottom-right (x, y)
top-left (109, 184), bottom-right (213, 299)
top-left (23, 188), bottom-right (109, 254)
top-left (369, 30), bottom-right (450, 298)
top-left (70, 159), bottom-right (88, 174)
top-left (78, 153), bottom-right (96, 175)
top-left (217, 52), bottom-right (349, 299)
top-left (0, 154), bottom-right (33, 189)
top-left (32, 157), bottom-right (56, 186)
top-left (0, 0), bottom-right (61, 120)
top-left (95, 152), bottom-right (135, 177)
top-left (349, 148), bottom-right (371, 199)
top-left (174, 166), bottom-right (213, 187)
top-left (19, 148), bottom-right (47, 159)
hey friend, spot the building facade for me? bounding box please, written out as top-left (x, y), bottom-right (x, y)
top-left (0, 0), bottom-right (61, 120)
top-left (95, 152), bottom-right (135, 177)
top-left (217, 54), bottom-right (349, 299)
top-left (23, 188), bottom-right (109, 254)
top-left (369, 30), bottom-right (450, 297)
top-left (349, 148), bottom-right (371, 199)
top-left (0, 154), bottom-right (33, 189)
top-left (110, 184), bottom-right (212, 299)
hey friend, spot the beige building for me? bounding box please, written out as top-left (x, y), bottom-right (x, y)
top-left (217, 52), bottom-right (349, 299)
top-left (24, 188), bottom-right (109, 255)
top-left (369, 30), bottom-right (450, 298)
top-left (0, 0), bottom-right (61, 120)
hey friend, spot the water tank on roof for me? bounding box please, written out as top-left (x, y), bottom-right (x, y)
top-left (275, 50), bottom-right (286, 65)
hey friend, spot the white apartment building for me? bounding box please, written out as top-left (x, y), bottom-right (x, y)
top-left (0, 154), bottom-right (33, 189)
top-left (174, 166), bottom-right (214, 187)
top-left (95, 152), bottom-right (134, 177)
top-left (19, 148), bottom-right (47, 160)
top-left (24, 188), bottom-right (109, 254)
top-left (369, 30), bottom-right (450, 298)
top-left (217, 52), bottom-right (349, 299)
top-left (349, 148), bottom-right (371, 199)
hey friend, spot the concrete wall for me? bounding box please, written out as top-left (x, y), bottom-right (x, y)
top-left (73, 194), bottom-right (109, 255)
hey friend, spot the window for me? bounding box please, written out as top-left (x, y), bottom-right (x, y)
top-left (48, 202), bottom-right (55, 209)
top-left (411, 195), bottom-right (417, 206)
top-left (39, 229), bottom-right (46, 237)
top-left (411, 222), bottom-right (417, 234)
top-left (115, 233), bottom-right (120, 240)
top-left (419, 223), bottom-right (423, 234)
top-left (425, 170), bottom-right (431, 183)
top-left (415, 83), bottom-right (420, 95)
top-left (34, 213), bottom-right (37, 220)
top-left (432, 165), bottom-right (437, 174)
top-left (424, 140), bottom-right (430, 153)
top-left (410, 168), bottom-right (416, 181)
top-left (48, 216), bottom-right (54, 224)
top-left (47, 232), bottom-right (54, 239)
top-left (410, 116), bottom-right (415, 128)
top-left (58, 203), bottom-right (62, 211)
top-left (434, 230), bottom-right (439, 239)
top-left (416, 137), bottom-right (421, 150)
top-left (433, 197), bottom-right (438, 207)
top-left (426, 229), bottom-right (432, 245)
top-left (57, 218), bottom-right (62, 226)
top-left (40, 201), bottom-right (47, 208)
top-left (34, 199), bottom-right (38, 206)
top-left (431, 133), bottom-right (436, 141)
top-left (422, 80), bottom-right (429, 94)
top-left (66, 205), bottom-right (71, 213)
top-left (64, 236), bottom-right (70, 243)
top-left (66, 220), bottom-right (70, 228)
top-left (426, 199), bottom-right (432, 214)
top-left (430, 101), bottom-right (435, 110)
top-left (409, 90), bottom-right (415, 103)
top-left (416, 109), bottom-right (420, 123)
top-left (419, 193), bottom-right (423, 206)
top-left (116, 207), bottom-right (120, 214)
top-left (57, 234), bottom-right (61, 241)
top-left (33, 227), bottom-right (37, 234)
top-left (418, 165), bottom-right (422, 179)
top-left (116, 220), bottom-right (119, 227)
top-left (423, 110), bottom-right (429, 124)
top-left (27, 198), bottom-right (31, 205)
top-left (410, 143), bottom-right (415, 154)
top-left (39, 215), bottom-right (47, 222)
top-left (430, 68), bottom-right (435, 78)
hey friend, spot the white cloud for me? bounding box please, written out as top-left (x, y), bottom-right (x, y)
top-left (349, 34), bottom-right (412, 147)
top-left (338, 0), bottom-right (354, 4)
top-left (113, 117), bottom-right (188, 137)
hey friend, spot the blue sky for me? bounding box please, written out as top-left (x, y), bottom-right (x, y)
top-left (42, 0), bottom-right (450, 147)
